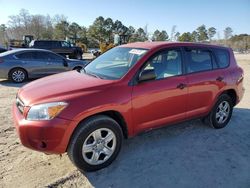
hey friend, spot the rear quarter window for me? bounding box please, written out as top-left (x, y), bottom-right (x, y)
top-left (214, 48), bottom-right (229, 68)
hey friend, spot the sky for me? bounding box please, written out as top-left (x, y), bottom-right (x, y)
top-left (0, 0), bottom-right (249, 37)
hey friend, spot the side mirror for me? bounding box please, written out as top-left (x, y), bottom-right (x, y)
top-left (138, 69), bottom-right (156, 82)
top-left (63, 59), bottom-right (68, 67)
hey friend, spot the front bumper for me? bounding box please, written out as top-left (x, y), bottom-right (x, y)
top-left (12, 103), bottom-right (75, 154)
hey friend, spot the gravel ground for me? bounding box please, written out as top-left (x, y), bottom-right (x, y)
top-left (0, 54), bottom-right (249, 188)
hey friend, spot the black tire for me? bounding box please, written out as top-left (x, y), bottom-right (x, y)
top-left (205, 94), bottom-right (233, 129)
top-left (67, 115), bottom-right (123, 172)
top-left (9, 68), bottom-right (27, 83)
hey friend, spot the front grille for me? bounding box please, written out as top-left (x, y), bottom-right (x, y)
top-left (16, 97), bottom-right (25, 114)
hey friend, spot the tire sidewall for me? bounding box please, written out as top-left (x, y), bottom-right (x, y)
top-left (10, 68), bottom-right (27, 83)
top-left (210, 94), bottom-right (233, 129)
top-left (68, 116), bottom-right (123, 172)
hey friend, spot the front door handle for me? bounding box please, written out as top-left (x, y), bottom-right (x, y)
top-left (46, 62), bottom-right (52, 65)
top-left (177, 83), bottom-right (187, 90)
top-left (216, 76), bottom-right (224, 82)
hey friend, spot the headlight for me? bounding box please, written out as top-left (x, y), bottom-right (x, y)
top-left (26, 102), bottom-right (68, 120)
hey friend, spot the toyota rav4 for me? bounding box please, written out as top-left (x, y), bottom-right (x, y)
top-left (13, 42), bottom-right (244, 172)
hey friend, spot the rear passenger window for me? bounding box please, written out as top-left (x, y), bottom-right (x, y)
top-left (186, 49), bottom-right (212, 73)
top-left (214, 49), bottom-right (229, 68)
top-left (15, 52), bottom-right (34, 59)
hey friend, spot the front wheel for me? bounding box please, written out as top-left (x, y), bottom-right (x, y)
top-left (67, 115), bottom-right (123, 172)
top-left (205, 94), bottom-right (233, 129)
top-left (9, 68), bottom-right (27, 83)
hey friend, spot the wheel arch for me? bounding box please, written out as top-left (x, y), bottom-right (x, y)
top-left (220, 89), bottom-right (237, 106)
top-left (67, 110), bottom-right (128, 149)
top-left (8, 67), bottom-right (28, 79)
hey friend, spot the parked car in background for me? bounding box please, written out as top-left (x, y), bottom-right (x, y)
top-left (0, 47), bottom-right (7, 53)
top-left (13, 42), bottom-right (244, 172)
top-left (29, 40), bottom-right (83, 59)
top-left (0, 49), bottom-right (88, 83)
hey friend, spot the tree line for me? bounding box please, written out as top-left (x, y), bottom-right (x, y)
top-left (0, 9), bottom-right (249, 52)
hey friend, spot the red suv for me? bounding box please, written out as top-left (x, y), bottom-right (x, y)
top-left (13, 42), bottom-right (244, 172)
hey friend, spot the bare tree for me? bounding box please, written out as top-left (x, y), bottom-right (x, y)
top-left (170, 25), bottom-right (177, 41)
top-left (30, 15), bottom-right (45, 39)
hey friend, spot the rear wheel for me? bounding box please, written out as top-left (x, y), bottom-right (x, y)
top-left (9, 68), bottom-right (27, 83)
top-left (203, 94), bottom-right (233, 129)
top-left (67, 115), bottom-right (123, 172)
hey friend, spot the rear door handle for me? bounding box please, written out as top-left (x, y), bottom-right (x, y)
top-left (216, 76), bottom-right (224, 82)
top-left (46, 62), bottom-right (52, 65)
top-left (177, 83), bottom-right (187, 90)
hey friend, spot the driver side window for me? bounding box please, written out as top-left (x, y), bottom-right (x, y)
top-left (143, 49), bottom-right (182, 80)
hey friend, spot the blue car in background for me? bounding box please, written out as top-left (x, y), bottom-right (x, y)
top-left (0, 49), bottom-right (88, 83)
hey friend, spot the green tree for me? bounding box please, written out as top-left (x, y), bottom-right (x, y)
top-left (104, 18), bottom-right (114, 41)
top-left (77, 26), bottom-right (88, 44)
top-left (113, 20), bottom-right (123, 33)
top-left (208, 27), bottom-right (216, 41)
top-left (137, 28), bottom-right (148, 41)
top-left (127, 26), bottom-right (135, 36)
top-left (224, 27), bottom-right (233, 40)
top-left (175, 32), bottom-right (180, 41)
top-left (88, 16), bottom-right (106, 42)
top-left (178, 32), bottom-right (192, 42)
top-left (191, 31), bottom-right (199, 42)
top-left (196, 24), bottom-right (208, 41)
top-left (129, 28), bottom-right (148, 42)
top-left (152, 30), bottom-right (169, 41)
top-left (68, 22), bottom-right (81, 43)
top-left (54, 20), bottom-right (69, 39)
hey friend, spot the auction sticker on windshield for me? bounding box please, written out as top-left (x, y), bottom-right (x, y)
top-left (129, 49), bottom-right (147, 55)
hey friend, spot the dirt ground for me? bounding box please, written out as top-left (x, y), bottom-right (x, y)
top-left (0, 54), bottom-right (249, 188)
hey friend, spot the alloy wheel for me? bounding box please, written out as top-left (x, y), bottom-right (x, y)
top-left (12, 70), bottom-right (25, 82)
top-left (82, 128), bottom-right (116, 165)
top-left (215, 101), bottom-right (230, 124)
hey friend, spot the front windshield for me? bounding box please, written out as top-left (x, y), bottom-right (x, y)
top-left (84, 47), bottom-right (148, 80)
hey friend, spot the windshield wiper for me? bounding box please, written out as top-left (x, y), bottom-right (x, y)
top-left (85, 70), bottom-right (102, 79)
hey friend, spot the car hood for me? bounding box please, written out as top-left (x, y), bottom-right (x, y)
top-left (18, 71), bottom-right (116, 106)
